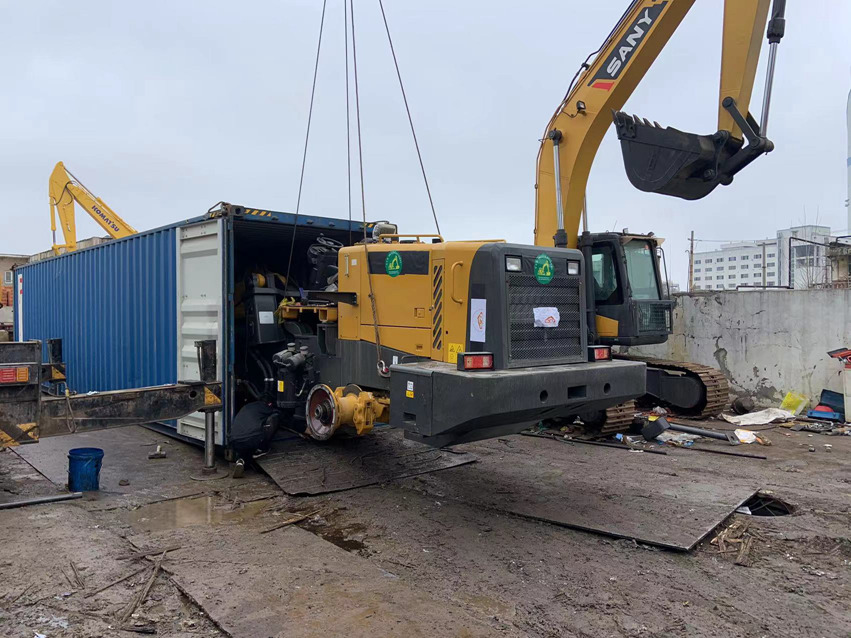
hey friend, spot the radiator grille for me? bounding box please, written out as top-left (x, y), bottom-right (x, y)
top-left (636, 301), bottom-right (673, 334)
top-left (432, 264), bottom-right (443, 351)
top-left (507, 272), bottom-right (583, 364)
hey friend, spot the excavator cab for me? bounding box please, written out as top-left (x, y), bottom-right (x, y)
top-left (581, 232), bottom-right (673, 347)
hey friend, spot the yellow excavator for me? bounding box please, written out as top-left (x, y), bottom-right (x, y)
top-left (49, 161), bottom-right (137, 255)
top-left (533, 0), bottom-right (786, 430)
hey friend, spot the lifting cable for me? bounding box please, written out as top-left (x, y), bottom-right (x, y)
top-left (287, 1), bottom-right (441, 377)
top-left (344, 0), bottom-right (353, 247)
top-left (348, 0), bottom-right (389, 376)
top-left (284, 0), bottom-right (329, 296)
top-left (377, 0), bottom-right (441, 236)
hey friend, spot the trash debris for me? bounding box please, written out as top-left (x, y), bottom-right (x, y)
top-left (779, 392), bottom-right (809, 415)
top-left (118, 549), bottom-right (170, 624)
top-left (656, 431), bottom-right (699, 446)
top-left (642, 417), bottom-right (739, 445)
top-left (734, 536), bottom-right (755, 567)
top-left (734, 429), bottom-right (757, 444)
top-left (731, 396), bottom-right (754, 415)
top-left (816, 389), bottom-right (845, 419)
top-left (147, 445), bottom-right (167, 460)
top-left (259, 509), bottom-right (320, 535)
top-left (711, 520), bottom-right (756, 566)
top-left (806, 408), bottom-right (843, 422)
top-left (722, 408), bottom-right (794, 426)
top-left (790, 421), bottom-right (835, 433)
top-left (651, 406), bottom-right (669, 416)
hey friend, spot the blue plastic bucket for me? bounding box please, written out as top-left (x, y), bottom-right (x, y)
top-left (67, 447), bottom-right (105, 491)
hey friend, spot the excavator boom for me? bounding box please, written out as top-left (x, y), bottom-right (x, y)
top-left (49, 162), bottom-right (137, 255)
top-left (534, 0), bottom-right (780, 248)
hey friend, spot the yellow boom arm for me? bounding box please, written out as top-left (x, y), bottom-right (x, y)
top-left (535, 0), bottom-right (778, 248)
top-left (49, 162), bottom-right (137, 255)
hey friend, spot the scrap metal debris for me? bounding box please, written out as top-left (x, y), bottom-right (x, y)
top-left (147, 445), bottom-right (167, 460)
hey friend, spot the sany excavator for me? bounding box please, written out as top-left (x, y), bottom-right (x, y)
top-left (534, 0), bottom-right (786, 431)
top-left (49, 161), bottom-right (137, 255)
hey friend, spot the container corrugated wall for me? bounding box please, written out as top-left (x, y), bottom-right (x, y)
top-left (15, 227), bottom-right (178, 392)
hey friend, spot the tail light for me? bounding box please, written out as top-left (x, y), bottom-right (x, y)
top-left (457, 353), bottom-right (494, 371)
top-left (0, 366), bottom-right (29, 384)
top-left (588, 346), bottom-right (611, 362)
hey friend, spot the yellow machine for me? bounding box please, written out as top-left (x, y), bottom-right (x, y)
top-left (231, 215), bottom-right (645, 447)
top-left (49, 161), bottom-right (137, 255)
top-left (234, 0), bottom-right (788, 445)
top-left (529, 0), bottom-right (785, 426)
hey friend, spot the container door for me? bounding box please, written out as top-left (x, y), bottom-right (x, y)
top-left (175, 220), bottom-right (224, 442)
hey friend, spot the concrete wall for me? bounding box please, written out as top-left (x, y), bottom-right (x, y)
top-left (629, 290), bottom-right (851, 407)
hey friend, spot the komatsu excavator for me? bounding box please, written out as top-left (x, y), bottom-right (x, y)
top-left (49, 161), bottom-right (137, 255)
top-left (534, 0), bottom-right (786, 431)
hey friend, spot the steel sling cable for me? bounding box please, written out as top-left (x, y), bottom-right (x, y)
top-left (349, 0), bottom-right (388, 377)
top-left (377, 0), bottom-right (441, 236)
top-left (344, 0), bottom-right (353, 247)
top-left (284, 0), bottom-right (329, 296)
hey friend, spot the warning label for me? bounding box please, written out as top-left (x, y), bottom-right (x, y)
top-left (447, 342), bottom-right (464, 364)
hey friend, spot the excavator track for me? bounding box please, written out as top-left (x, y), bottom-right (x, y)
top-left (617, 355), bottom-right (730, 418)
top-left (598, 400), bottom-right (637, 436)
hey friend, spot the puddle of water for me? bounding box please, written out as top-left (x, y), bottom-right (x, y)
top-left (127, 496), bottom-right (273, 532)
top-left (302, 518), bottom-right (368, 552)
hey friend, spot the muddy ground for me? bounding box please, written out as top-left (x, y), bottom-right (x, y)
top-left (1, 421), bottom-right (849, 637)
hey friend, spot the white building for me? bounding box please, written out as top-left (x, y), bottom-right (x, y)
top-left (692, 225), bottom-right (832, 291)
top-left (847, 85), bottom-right (851, 231)
top-left (692, 240), bottom-right (779, 291)
top-left (777, 225), bottom-right (832, 288)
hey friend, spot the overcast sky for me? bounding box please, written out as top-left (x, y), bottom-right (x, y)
top-left (3, 1), bottom-right (850, 283)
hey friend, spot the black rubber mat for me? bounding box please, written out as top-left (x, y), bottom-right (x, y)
top-left (257, 427), bottom-right (476, 496)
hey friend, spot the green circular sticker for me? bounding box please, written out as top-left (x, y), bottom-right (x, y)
top-left (534, 254), bottom-right (554, 284)
top-left (385, 251), bottom-right (403, 277)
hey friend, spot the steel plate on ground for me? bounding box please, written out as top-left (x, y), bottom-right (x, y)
top-left (412, 435), bottom-right (760, 551)
top-left (257, 427), bottom-right (476, 495)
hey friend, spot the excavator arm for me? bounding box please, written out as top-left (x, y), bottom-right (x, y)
top-left (534, 0), bottom-right (784, 248)
top-left (49, 162), bottom-right (137, 255)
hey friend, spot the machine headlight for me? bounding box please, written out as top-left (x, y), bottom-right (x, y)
top-left (567, 260), bottom-right (581, 276)
top-left (505, 256), bottom-right (522, 272)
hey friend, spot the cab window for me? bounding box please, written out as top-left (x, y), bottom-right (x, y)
top-left (623, 240), bottom-right (661, 300)
top-left (591, 245), bottom-right (621, 305)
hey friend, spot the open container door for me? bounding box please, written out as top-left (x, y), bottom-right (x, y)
top-left (176, 219), bottom-right (226, 443)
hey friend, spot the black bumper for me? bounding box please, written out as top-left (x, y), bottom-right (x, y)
top-left (389, 359), bottom-right (646, 446)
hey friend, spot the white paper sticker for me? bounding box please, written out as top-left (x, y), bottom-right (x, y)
top-left (258, 311), bottom-right (275, 325)
top-left (470, 298), bottom-right (487, 343)
top-left (533, 307), bottom-right (560, 328)
top-left (406, 380), bottom-right (414, 392)
top-left (392, 355), bottom-right (399, 365)
top-left (351, 259), bottom-right (358, 266)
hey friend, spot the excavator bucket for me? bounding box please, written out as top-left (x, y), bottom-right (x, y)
top-left (613, 112), bottom-right (739, 201)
